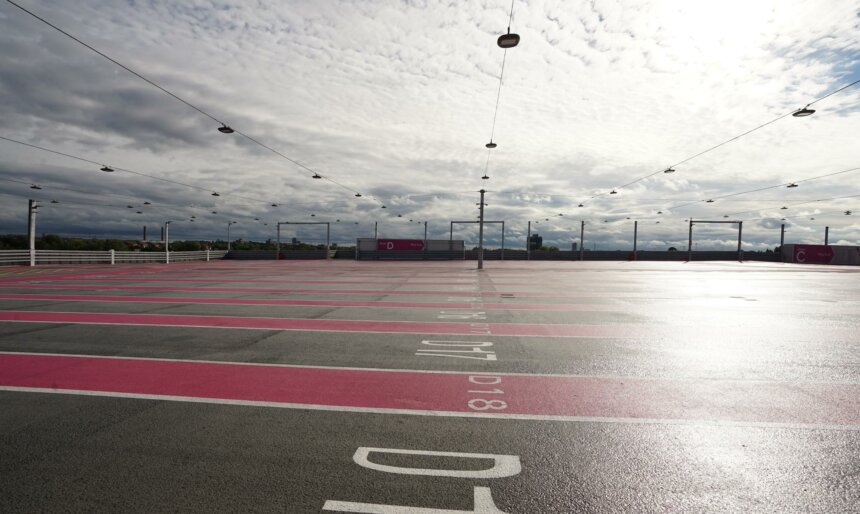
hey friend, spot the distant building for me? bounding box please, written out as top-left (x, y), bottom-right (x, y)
top-left (528, 234), bottom-right (542, 250)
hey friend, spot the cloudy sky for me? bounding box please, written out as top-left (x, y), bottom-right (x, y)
top-left (1, 0), bottom-right (858, 250)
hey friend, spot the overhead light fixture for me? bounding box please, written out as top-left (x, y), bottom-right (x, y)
top-left (663, 167), bottom-right (676, 174)
top-left (51, 200), bottom-right (58, 203)
top-left (355, 193), bottom-right (362, 197)
top-left (482, 174), bottom-right (489, 180)
top-left (218, 124), bottom-right (234, 134)
top-left (30, 184), bottom-right (41, 190)
top-left (381, 205), bottom-right (387, 209)
top-left (781, 206), bottom-right (788, 210)
top-left (558, 213), bottom-right (563, 216)
top-left (706, 199), bottom-right (714, 203)
top-left (656, 221), bottom-right (660, 224)
top-left (810, 217), bottom-right (815, 220)
top-left (271, 203), bottom-right (278, 207)
top-left (211, 211), bottom-right (217, 214)
top-left (657, 211), bottom-right (663, 214)
top-left (545, 218), bottom-right (549, 221)
top-left (100, 165), bottom-right (114, 172)
top-left (310, 214), bottom-right (316, 217)
top-left (578, 203), bottom-right (584, 207)
top-left (786, 183), bottom-right (799, 188)
top-left (610, 189), bottom-right (617, 194)
top-left (336, 219), bottom-right (341, 222)
top-left (212, 192), bottom-right (220, 197)
top-left (497, 29), bottom-right (520, 48)
top-left (781, 218), bottom-right (786, 221)
top-left (354, 222), bottom-right (359, 225)
top-left (792, 105), bottom-right (815, 117)
top-left (136, 211), bottom-right (142, 214)
top-left (254, 217), bottom-right (259, 221)
top-left (846, 210), bottom-right (852, 215)
top-left (312, 173), bottom-right (322, 179)
top-left (143, 201), bottom-right (151, 205)
top-left (486, 141), bottom-right (497, 149)
top-left (723, 215), bottom-right (729, 218)
top-left (397, 214), bottom-right (403, 218)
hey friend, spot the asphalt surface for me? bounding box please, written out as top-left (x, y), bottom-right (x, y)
top-left (0, 259), bottom-right (858, 513)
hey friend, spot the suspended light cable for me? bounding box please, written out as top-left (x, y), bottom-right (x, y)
top-left (0, 135), bottom-right (277, 205)
top-left (585, 78), bottom-right (860, 202)
top-left (480, 0), bottom-right (518, 181)
top-left (4, 0), bottom-right (369, 200)
top-left (663, 165), bottom-right (860, 212)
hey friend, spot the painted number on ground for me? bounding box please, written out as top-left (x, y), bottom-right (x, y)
top-left (467, 375), bottom-right (507, 412)
top-left (416, 340), bottom-right (496, 361)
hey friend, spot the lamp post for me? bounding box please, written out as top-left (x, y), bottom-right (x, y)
top-left (164, 221), bottom-right (172, 264)
top-left (478, 189), bottom-right (486, 270)
top-left (27, 199), bottom-right (38, 266)
top-left (227, 221), bottom-right (237, 250)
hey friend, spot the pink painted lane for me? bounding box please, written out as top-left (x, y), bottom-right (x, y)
top-left (0, 353), bottom-right (856, 426)
top-left (0, 293), bottom-right (621, 312)
top-left (0, 310), bottom-right (627, 337)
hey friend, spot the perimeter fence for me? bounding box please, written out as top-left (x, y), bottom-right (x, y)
top-left (0, 250), bottom-right (227, 266)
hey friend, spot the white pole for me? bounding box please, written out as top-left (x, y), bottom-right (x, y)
top-left (28, 199), bottom-right (36, 267)
top-left (110, 249), bottom-right (115, 265)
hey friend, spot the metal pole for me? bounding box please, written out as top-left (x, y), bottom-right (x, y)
top-left (423, 221), bottom-right (428, 261)
top-left (579, 221), bottom-right (584, 261)
top-left (478, 189), bottom-right (485, 270)
top-left (326, 222), bottom-right (331, 259)
top-left (687, 219), bottom-right (693, 262)
top-left (165, 222), bottom-right (170, 264)
top-left (526, 221), bottom-right (531, 261)
top-left (276, 223), bottom-right (281, 260)
top-left (500, 221), bottom-right (505, 260)
top-left (374, 221), bottom-right (378, 240)
top-left (227, 222), bottom-right (231, 251)
top-left (633, 220), bottom-right (638, 260)
top-left (449, 221), bottom-right (453, 242)
top-left (779, 223), bottom-right (785, 257)
top-left (737, 221), bottom-right (743, 261)
top-left (28, 199), bottom-right (36, 267)
top-left (824, 226), bottom-right (829, 246)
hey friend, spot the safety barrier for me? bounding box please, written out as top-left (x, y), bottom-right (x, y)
top-left (0, 250), bottom-right (227, 266)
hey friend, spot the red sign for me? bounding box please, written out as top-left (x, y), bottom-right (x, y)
top-left (377, 239), bottom-right (425, 251)
top-left (793, 244), bottom-right (834, 264)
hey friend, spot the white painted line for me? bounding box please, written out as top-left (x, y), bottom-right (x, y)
top-left (0, 386), bottom-right (856, 432)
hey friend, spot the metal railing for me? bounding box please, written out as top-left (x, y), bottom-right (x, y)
top-left (0, 249), bottom-right (227, 266)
